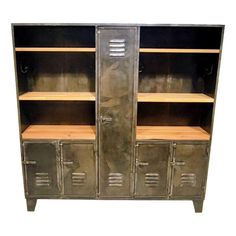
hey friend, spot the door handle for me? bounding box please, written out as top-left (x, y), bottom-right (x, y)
top-left (63, 161), bottom-right (74, 165)
top-left (22, 160), bottom-right (36, 165)
top-left (100, 116), bottom-right (113, 124)
top-left (136, 160), bottom-right (149, 167)
top-left (171, 161), bottom-right (186, 166)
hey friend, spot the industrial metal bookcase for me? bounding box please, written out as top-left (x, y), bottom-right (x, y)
top-left (12, 24), bottom-right (224, 212)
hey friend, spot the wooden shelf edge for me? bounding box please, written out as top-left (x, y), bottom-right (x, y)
top-left (22, 125), bottom-right (96, 140)
top-left (136, 126), bottom-right (210, 141)
top-left (138, 93), bottom-right (214, 103)
top-left (19, 92), bottom-right (213, 103)
top-left (19, 92), bottom-right (96, 101)
top-left (139, 48), bottom-right (220, 53)
top-left (22, 125), bottom-right (209, 141)
top-left (15, 47), bottom-right (96, 52)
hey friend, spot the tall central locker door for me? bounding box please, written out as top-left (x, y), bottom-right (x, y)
top-left (97, 27), bottom-right (139, 197)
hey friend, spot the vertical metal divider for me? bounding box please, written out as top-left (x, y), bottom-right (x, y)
top-left (168, 142), bottom-right (176, 198)
top-left (95, 26), bottom-right (100, 198)
top-left (131, 27), bottom-right (140, 198)
top-left (59, 142), bottom-right (64, 196)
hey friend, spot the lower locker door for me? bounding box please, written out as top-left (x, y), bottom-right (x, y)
top-left (23, 142), bottom-right (60, 196)
top-left (62, 143), bottom-right (96, 197)
top-left (135, 142), bottom-right (170, 197)
top-left (171, 142), bottom-right (209, 198)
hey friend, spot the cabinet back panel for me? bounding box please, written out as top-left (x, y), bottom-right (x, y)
top-left (139, 54), bottom-right (218, 95)
top-left (14, 26), bottom-right (95, 47)
top-left (16, 53), bottom-right (95, 92)
top-left (137, 103), bottom-right (212, 128)
top-left (140, 26), bottom-right (222, 49)
top-left (20, 101), bottom-right (95, 125)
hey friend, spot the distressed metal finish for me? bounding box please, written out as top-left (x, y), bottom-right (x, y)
top-left (16, 53), bottom-right (95, 92)
top-left (61, 142), bottom-right (96, 197)
top-left (170, 142), bottom-right (209, 198)
top-left (12, 24), bottom-right (224, 212)
top-left (23, 141), bottom-right (60, 196)
top-left (135, 142), bottom-right (171, 197)
top-left (97, 27), bottom-right (139, 197)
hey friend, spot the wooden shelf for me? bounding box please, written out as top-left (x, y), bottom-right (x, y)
top-left (15, 47), bottom-right (96, 52)
top-left (138, 93), bottom-right (214, 103)
top-left (19, 92), bottom-right (213, 103)
top-left (19, 92), bottom-right (96, 101)
top-left (136, 126), bottom-right (210, 141)
top-left (22, 125), bottom-right (96, 140)
top-left (139, 48), bottom-right (220, 53)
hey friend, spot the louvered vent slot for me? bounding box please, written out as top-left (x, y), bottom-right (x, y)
top-left (180, 173), bottom-right (196, 187)
top-left (145, 173), bottom-right (160, 187)
top-left (35, 172), bottom-right (50, 187)
top-left (72, 172), bottom-right (86, 186)
top-left (108, 173), bottom-right (123, 187)
top-left (109, 39), bottom-right (126, 57)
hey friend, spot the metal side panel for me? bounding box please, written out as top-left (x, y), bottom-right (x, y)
top-left (135, 142), bottom-right (171, 197)
top-left (97, 27), bottom-right (139, 197)
top-left (170, 142), bottom-right (209, 198)
top-left (61, 142), bottom-right (96, 197)
top-left (23, 141), bottom-right (60, 196)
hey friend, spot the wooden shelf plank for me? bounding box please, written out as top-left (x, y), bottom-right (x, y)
top-left (22, 125), bottom-right (209, 141)
top-left (22, 125), bottom-right (96, 140)
top-left (136, 126), bottom-right (210, 141)
top-left (15, 47), bottom-right (96, 52)
top-left (139, 48), bottom-right (220, 53)
top-left (19, 92), bottom-right (213, 103)
top-left (138, 93), bottom-right (214, 103)
top-left (19, 92), bottom-right (96, 101)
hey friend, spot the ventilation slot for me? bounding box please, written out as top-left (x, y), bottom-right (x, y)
top-left (108, 173), bottom-right (123, 187)
top-left (35, 173), bottom-right (50, 187)
top-left (180, 173), bottom-right (196, 187)
top-left (72, 172), bottom-right (86, 186)
top-left (145, 173), bottom-right (160, 187)
top-left (109, 39), bottom-right (126, 57)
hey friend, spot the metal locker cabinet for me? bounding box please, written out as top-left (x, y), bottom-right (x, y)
top-left (135, 142), bottom-right (171, 197)
top-left (23, 141), bottom-right (60, 197)
top-left (170, 142), bottom-right (209, 198)
top-left (97, 27), bottom-right (139, 197)
top-left (61, 142), bottom-right (96, 197)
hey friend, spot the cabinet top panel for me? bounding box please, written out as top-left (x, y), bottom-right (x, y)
top-left (11, 23), bottom-right (225, 27)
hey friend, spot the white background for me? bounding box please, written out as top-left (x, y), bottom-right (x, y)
top-left (0, 0), bottom-right (235, 235)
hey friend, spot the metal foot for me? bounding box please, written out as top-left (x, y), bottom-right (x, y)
top-left (26, 198), bottom-right (37, 211)
top-left (193, 200), bottom-right (204, 213)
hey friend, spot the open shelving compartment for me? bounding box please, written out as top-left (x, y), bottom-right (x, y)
top-left (136, 26), bottom-right (221, 141)
top-left (15, 25), bottom-right (96, 140)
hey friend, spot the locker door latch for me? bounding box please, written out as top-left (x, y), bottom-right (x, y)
top-left (100, 116), bottom-right (113, 124)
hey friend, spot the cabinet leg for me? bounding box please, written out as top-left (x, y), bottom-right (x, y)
top-left (26, 198), bottom-right (37, 211)
top-left (193, 200), bottom-right (204, 213)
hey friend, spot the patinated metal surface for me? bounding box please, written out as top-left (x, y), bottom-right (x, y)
top-left (11, 24), bottom-right (224, 212)
top-left (16, 53), bottom-right (95, 92)
top-left (61, 142), bottom-right (96, 197)
top-left (97, 27), bottom-right (139, 197)
top-left (135, 142), bottom-right (171, 197)
top-left (170, 142), bottom-right (209, 198)
top-left (23, 141), bottom-right (60, 196)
